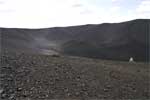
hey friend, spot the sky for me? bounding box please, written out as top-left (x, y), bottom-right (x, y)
top-left (0, 0), bottom-right (150, 28)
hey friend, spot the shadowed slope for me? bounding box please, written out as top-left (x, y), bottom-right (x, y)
top-left (1, 19), bottom-right (149, 61)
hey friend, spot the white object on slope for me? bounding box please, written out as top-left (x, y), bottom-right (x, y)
top-left (129, 57), bottom-right (134, 62)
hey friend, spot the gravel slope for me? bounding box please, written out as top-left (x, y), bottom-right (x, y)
top-left (0, 52), bottom-right (149, 100)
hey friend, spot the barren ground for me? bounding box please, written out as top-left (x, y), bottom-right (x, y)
top-left (0, 52), bottom-right (149, 100)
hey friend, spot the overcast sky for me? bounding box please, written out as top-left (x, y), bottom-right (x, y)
top-left (0, 0), bottom-right (150, 28)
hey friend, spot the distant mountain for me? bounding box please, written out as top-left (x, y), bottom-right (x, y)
top-left (0, 19), bottom-right (149, 61)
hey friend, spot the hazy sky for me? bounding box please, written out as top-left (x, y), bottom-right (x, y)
top-left (0, 0), bottom-right (150, 28)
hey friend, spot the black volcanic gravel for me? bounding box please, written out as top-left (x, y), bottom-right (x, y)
top-left (0, 52), bottom-right (149, 100)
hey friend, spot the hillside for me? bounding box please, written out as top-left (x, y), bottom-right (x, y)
top-left (0, 19), bottom-right (149, 99)
top-left (1, 19), bottom-right (149, 61)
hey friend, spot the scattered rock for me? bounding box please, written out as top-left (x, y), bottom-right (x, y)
top-left (0, 52), bottom-right (149, 100)
top-left (17, 87), bottom-right (22, 91)
top-left (0, 89), bottom-right (4, 94)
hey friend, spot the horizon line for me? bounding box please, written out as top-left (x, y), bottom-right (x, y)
top-left (0, 18), bottom-right (149, 29)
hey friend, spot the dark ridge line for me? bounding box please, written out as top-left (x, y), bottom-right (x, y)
top-left (0, 19), bottom-right (149, 30)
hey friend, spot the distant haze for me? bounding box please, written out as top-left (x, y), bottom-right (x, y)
top-left (0, 0), bottom-right (150, 28)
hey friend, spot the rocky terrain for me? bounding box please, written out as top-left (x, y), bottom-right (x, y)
top-left (0, 19), bottom-right (149, 100)
top-left (0, 52), bottom-right (149, 100)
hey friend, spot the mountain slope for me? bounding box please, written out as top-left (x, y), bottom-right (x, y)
top-left (1, 19), bottom-right (149, 61)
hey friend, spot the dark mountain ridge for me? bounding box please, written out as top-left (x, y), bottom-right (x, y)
top-left (1, 19), bottom-right (149, 61)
